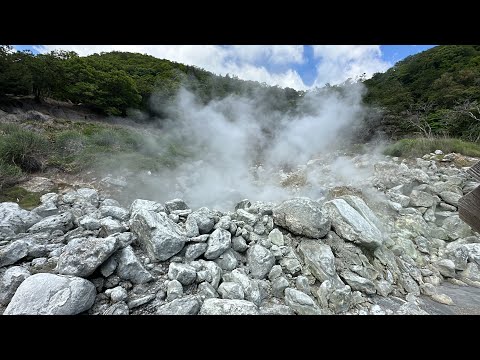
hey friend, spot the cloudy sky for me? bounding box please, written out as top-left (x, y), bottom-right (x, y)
top-left (14, 45), bottom-right (434, 90)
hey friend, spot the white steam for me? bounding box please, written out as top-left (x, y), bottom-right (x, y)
top-left (126, 83), bottom-right (372, 210)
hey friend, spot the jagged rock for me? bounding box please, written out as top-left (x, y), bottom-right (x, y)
top-left (279, 251), bottom-right (302, 276)
top-left (129, 199), bottom-right (165, 216)
top-left (99, 217), bottom-right (126, 235)
top-left (268, 228), bottom-right (284, 246)
top-left (340, 271), bottom-right (376, 294)
top-left (272, 277), bottom-right (289, 298)
top-left (164, 199), bottom-right (189, 213)
top-left (199, 298), bottom-right (259, 315)
top-left (157, 295), bottom-right (201, 315)
top-left (185, 243), bottom-right (208, 261)
top-left (0, 240), bottom-right (29, 268)
top-left (102, 198), bottom-right (120, 207)
top-left (0, 203), bottom-right (42, 237)
top-left (79, 216), bottom-right (101, 230)
top-left (214, 249), bottom-right (238, 271)
top-left (247, 244), bottom-right (275, 279)
top-left (130, 209), bottom-right (186, 261)
top-left (259, 304), bottom-right (295, 315)
top-left (127, 294), bottom-right (155, 309)
top-left (442, 215), bottom-right (472, 241)
top-left (185, 215), bottom-right (200, 237)
top-left (56, 236), bottom-right (119, 277)
top-left (435, 259), bottom-right (456, 278)
top-left (463, 243), bottom-right (480, 265)
top-left (298, 239), bottom-right (338, 284)
top-left (323, 199), bottom-right (383, 248)
top-left (197, 282), bottom-right (218, 300)
top-left (235, 199), bottom-right (251, 211)
top-left (232, 236), bottom-right (248, 252)
top-left (105, 286), bottom-right (128, 302)
top-left (328, 285), bottom-right (353, 313)
top-left (296, 276), bottom-right (311, 294)
top-left (99, 206), bottom-right (129, 221)
top-left (4, 273), bottom-right (96, 315)
top-left (0, 266), bottom-right (30, 305)
top-left (439, 191), bottom-right (461, 207)
top-left (189, 207), bottom-right (215, 234)
top-left (236, 209), bottom-right (257, 226)
top-left (268, 265), bottom-right (283, 281)
top-left (218, 282), bottom-right (245, 300)
top-left (396, 301), bottom-right (428, 315)
top-left (284, 288), bottom-right (324, 315)
top-left (27, 212), bottom-right (73, 234)
top-left (103, 302), bottom-right (129, 315)
top-left (446, 246), bottom-right (469, 271)
top-left (100, 256), bottom-right (118, 278)
top-left (230, 268), bottom-right (261, 305)
top-left (409, 190), bottom-right (435, 207)
top-left (204, 228), bottom-right (231, 260)
top-left (197, 260), bottom-right (222, 289)
top-left (115, 246), bottom-right (153, 284)
top-left (168, 263), bottom-right (197, 285)
top-left (273, 197), bottom-right (330, 239)
top-left (166, 279), bottom-right (183, 301)
top-left (215, 216), bottom-right (232, 230)
top-left (458, 262), bottom-right (480, 282)
top-left (76, 188), bottom-right (99, 206)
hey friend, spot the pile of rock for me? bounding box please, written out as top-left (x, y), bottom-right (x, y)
top-left (1, 152), bottom-right (480, 315)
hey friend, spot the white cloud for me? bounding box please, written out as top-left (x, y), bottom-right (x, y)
top-left (311, 45), bottom-right (391, 86)
top-left (34, 45), bottom-right (307, 89)
top-left (33, 45), bottom-right (391, 90)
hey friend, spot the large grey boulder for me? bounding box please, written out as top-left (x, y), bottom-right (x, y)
top-left (204, 229), bottom-right (231, 260)
top-left (129, 199), bottom-right (165, 216)
top-left (0, 266), bottom-right (30, 305)
top-left (409, 190), bottom-right (435, 207)
top-left (247, 244), bottom-right (275, 279)
top-left (76, 188), bottom-right (99, 206)
top-left (439, 191), bottom-right (461, 207)
top-left (189, 207), bottom-right (215, 234)
top-left (340, 271), bottom-right (376, 294)
top-left (218, 282), bottom-right (245, 300)
top-left (442, 216), bottom-right (472, 241)
top-left (56, 236), bottom-right (119, 277)
top-left (323, 199), bottom-right (383, 248)
top-left (168, 263), bottom-right (197, 285)
top-left (115, 246), bottom-right (153, 284)
top-left (0, 203), bottom-right (42, 238)
top-left (284, 288), bottom-right (324, 315)
top-left (4, 273), bottom-right (96, 315)
top-left (130, 209), bottom-right (186, 261)
top-left (273, 197), bottom-right (330, 239)
top-left (199, 298), bottom-right (259, 315)
top-left (0, 240), bottom-right (29, 268)
top-left (435, 259), bottom-right (456, 278)
top-left (156, 296), bottom-right (201, 315)
top-left (298, 239), bottom-right (337, 283)
top-left (27, 212), bottom-right (74, 234)
top-left (463, 243), bottom-right (480, 265)
top-left (164, 199), bottom-right (189, 213)
top-left (99, 206), bottom-right (129, 221)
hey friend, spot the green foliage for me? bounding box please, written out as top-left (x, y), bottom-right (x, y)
top-left (0, 47), bottom-right (303, 118)
top-left (364, 46), bottom-right (480, 140)
top-left (0, 129), bottom-right (49, 172)
top-left (383, 137), bottom-right (480, 158)
top-left (0, 186), bottom-right (42, 209)
top-left (0, 161), bottom-right (24, 189)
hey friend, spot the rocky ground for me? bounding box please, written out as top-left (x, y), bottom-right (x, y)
top-left (1, 150), bottom-right (480, 315)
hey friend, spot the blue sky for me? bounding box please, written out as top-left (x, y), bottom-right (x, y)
top-left (14, 45), bottom-right (435, 90)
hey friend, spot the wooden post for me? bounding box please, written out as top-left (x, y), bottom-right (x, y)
top-left (459, 160), bottom-right (480, 233)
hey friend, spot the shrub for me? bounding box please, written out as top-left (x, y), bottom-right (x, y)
top-left (383, 137), bottom-right (480, 158)
top-left (0, 129), bottom-right (49, 172)
top-left (0, 161), bottom-right (24, 189)
top-left (55, 130), bottom-right (88, 155)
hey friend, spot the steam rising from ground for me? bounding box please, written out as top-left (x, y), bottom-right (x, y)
top-left (123, 83), bottom-right (378, 210)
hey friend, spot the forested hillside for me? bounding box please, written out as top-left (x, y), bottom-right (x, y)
top-left (0, 46), bottom-right (303, 116)
top-left (364, 45), bottom-right (480, 140)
